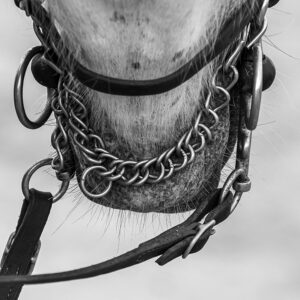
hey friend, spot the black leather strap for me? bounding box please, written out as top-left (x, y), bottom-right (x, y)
top-left (0, 189), bottom-right (52, 299)
top-left (0, 189), bottom-right (236, 286)
top-left (16, 0), bottom-right (264, 96)
top-left (72, 0), bottom-right (262, 96)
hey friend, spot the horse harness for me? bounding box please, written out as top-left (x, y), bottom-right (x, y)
top-left (0, 0), bottom-right (279, 299)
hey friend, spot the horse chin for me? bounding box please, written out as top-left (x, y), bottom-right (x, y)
top-left (72, 100), bottom-right (237, 213)
top-left (83, 155), bottom-right (221, 213)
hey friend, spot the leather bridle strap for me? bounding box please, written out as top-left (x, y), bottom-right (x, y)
top-left (0, 189), bottom-right (235, 286)
top-left (16, 0), bottom-right (264, 96)
top-left (0, 189), bottom-right (52, 299)
top-left (72, 0), bottom-right (261, 96)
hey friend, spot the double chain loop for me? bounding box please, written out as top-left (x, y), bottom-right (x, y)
top-left (218, 0), bottom-right (269, 205)
top-left (50, 63), bottom-right (239, 199)
top-left (16, 0), bottom-right (268, 218)
top-left (18, 15), bottom-right (256, 202)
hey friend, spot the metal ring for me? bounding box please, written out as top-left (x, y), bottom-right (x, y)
top-left (80, 166), bottom-right (112, 199)
top-left (245, 41), bottom-right (263, 130)
top-left (230, 192), bottom-right (243, 214)
top-left (22, 158), bottom-right (69, 203)
top-left (224, 26), bottom-right (250, 71)
top-left (186, 144), bottom-right (195, 165)
top-left (120, 169), bottom-right (140, 186)
top-left (208, 109), bottom-right (220, 128)
top-left (191, 131), bottom-right (206, 154)
top-left (213, 86), bottom-right (231, 113)
top-left (174, 149), bottom-right (188, 172)
top-left (106, 168), bottom-right (125, 182)
top-left (258, 0), bottom-right (270, 27)
top-left (198, 124), bottom-right (213, 142)
top-left (219, 168), bottom-right (246, 204)
top-left (163, 159), bottom-right (175, 180)
top-left (14, 46), bottom-right (53, 129)
top-left (225, 65), bottom-right (240, 91)
top-left (147, 162), bottom-right (166, 184)
top-left (134, 169), bottom-right (150, 187)
top-left (182, 219), bottom-right (216, 259)
top-left (246, 17), bottom-right (268, 49)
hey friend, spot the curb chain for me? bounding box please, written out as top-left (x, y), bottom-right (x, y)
top-left (53, 63), bottom-right (239, 199)
top-left (16, 0), bottom-right (269, 207)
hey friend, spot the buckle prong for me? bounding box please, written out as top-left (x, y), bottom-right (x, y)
top-left (182, 220), bottom-right (216, 259)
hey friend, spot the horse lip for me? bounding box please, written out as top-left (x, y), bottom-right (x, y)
top-left (69, 93), bottom-right (239, 213)
top-left (75, 164), bottom-right (222, 213)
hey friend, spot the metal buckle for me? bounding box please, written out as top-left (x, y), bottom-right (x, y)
top-left (0, 232), bottom-right (41, 274)
top-left (182, 219), bottom-right (216, 259)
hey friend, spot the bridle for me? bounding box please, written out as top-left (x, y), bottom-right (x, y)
top-left (0, 0), bottom-right (279, 299)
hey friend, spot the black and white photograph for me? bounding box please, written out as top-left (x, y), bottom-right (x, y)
top-left (0, 1), bottom-right (299, 299)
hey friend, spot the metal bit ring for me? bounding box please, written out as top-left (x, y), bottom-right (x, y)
top-left (219, 168), bottom-right (247, 204)
top-left (245, 41), bottom-right (263, 130)
top-left (14, 46), bottom-right (52, 129)
top-left (22, 158), bottom-right (70, 203)
top-left (80, 166), bottom-right (112, 199)
top-left (182, 219), bottom-right (216, 259)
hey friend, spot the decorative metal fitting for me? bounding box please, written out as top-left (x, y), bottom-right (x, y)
top-left (14, 46), bottom-right (52, 129)
top-left (182, 219), bottom-right (216, 259)
top-left (22, 158), bottom-right (70, 203)
top-left (245, 41), bottom-right (263, 131)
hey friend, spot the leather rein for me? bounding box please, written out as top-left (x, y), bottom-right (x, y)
top-left (0, 0), bottom-right (279, 299)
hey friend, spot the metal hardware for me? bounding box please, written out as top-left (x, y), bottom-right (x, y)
top-left (14, 46), bottom-right (53, 129)
top-left (22, 158), bottom-right (70, 203)
top-left (0, 0), bottom-right (278, 294)
top-left (258, 0), bottom-right (270, 26)
top-left (51, 47), bottom-right (243, 199)
top-left (224, 26), bottom-right (250, 71)
top-left (12, 0), bottom-right (270, 201)
top-left (80, 166), bottom-right (113, 198)
top-left (182, 219), bottom-right (216, 259)
top-left (245, 41), bottom-right (263, 130)
top-left (247, 0), bottom-right (269, 49)
top-left (246, 18), bottom-right (268, 49)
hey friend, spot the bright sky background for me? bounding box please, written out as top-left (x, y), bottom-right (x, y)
top-left (0, 1), bottom-right (299, 300)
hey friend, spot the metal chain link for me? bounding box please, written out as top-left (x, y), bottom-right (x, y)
top-left (17, 6), bottom-right (249, 200)
top-left (50, 61), bottom-right (240, 199)
top-left (13, 1), bottom-right (243, 199)
top-left (17, 0), bottom-right (269, 204)
top-left (219, 0), bottom-right (269, 207)
top-left (183, 0), bottom-right (270, 258)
